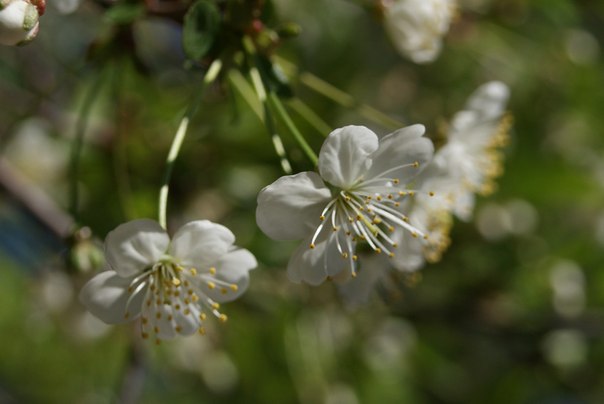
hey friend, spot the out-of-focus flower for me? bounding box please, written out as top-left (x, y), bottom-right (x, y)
top-left (0, 0), bottom-right (44, 46)
top-left (79, 219), bottom-right (256, 341)
top-left (256, 125), bottom-right (434, 285)
top-left (432, 81), bottom-right (511, 220)
top-left (382, 0), bottom-right (455, 64)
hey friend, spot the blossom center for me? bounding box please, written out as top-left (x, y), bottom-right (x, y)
top-left (123, 257), bottom-right (238, 342)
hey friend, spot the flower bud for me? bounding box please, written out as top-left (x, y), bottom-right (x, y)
top-left (0, 0), bottom-right (42, 46)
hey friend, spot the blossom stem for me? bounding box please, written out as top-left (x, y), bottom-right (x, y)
top-left (288, 98), bottom-right (332, 137)
top-left (69, 68), bottom-right (109, 223)
top-left (268, 92), bottom-right (319, 166)
top-left (276, 57), bottom-right (403, 130)
top-left (158, 59), bottom-right (222, 230)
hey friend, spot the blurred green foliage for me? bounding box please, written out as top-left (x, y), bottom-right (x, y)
top-left (1, 0), bottom-right (604, 403)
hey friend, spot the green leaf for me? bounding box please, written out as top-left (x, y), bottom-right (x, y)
top-left (104, 3), bottom-right (145, 25)
top-left (182, 0), bottom-right (221, 61)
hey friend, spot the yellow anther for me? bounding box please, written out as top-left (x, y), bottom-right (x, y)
top-left (184, 298), bottom-right (190, 305)
top-left (375, 248), bottom-right (382, 254)
top-left (388, 252), bottom-right (395, 258)
top-left (141, 332), bottom-right (149, 340)
top-left (373, 217), bottom-right (382, 224)
top-left (399, 191), bottom-right (407, 196)
top-left (309, 243), bottom-right (315, 249)
top-left (409, 191), bottom-right (415, 197)
top-left (342, 252), bottom-right (348, 259)
top-left (183, 280), bottom-right (190, 287)
top-left (320, 215), bottom-right (325, 221)
top-left (198, 327), bottom-right (206, 335)
top-left (230, 284), bottom-right (238, 291)
top-left (167, 314), bottom-right (173, 321)
top-left (211, 302), bottom-right (220, 310)
top-left (190, 268), bottom-right (198, 276)
top-left (351, 272), bottom-right (357, 278)
top-left (411, 232), bottom-right (418, 238)
top-left (174, 304), bottom-right (181, 310)
top-left (220, 287), bottom-right (228, 294)
top-left (191, 294), bottom-right (199, 302)
top-left (175, 326), bottom-right (182, 333)
top-left (156, 312), bottom-right (162, 319)
top-left (184, 308), bottom-right (191, 315)
top-left (142, 317), bottom-right (148, 325)
top-left (154, 326), bottom-right (160, 333)
top-left (219, 314), bottom-right (228, 323)
top-left (146, 299), bottom-right (152, 307)
top-left (199, 313), bottom-right (207, 321)
top-left (207, 281), bottom-right (216, 290)
top-left (412, 161), bottom-right (420, 168)
top-left (429, 192), bottom-right (435, 197)
top-left (150, 285), bottom-right (156, 292)
top-left (352, 255), bottom-right (358, 261)
top-left (393, 179), bottom-right (400, 184)
top-left (209, 267), bottom-right (216, 275)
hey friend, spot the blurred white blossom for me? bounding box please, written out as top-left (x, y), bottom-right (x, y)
top-left (382, 0), bottom-right (455, 63)
top-left (79, 219), bottom-right (256, 341)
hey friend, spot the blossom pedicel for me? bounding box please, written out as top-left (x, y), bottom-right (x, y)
top-left (79, 219), bottom-right (257, 341)
top-left (256, 124), bottom-right (434, 285)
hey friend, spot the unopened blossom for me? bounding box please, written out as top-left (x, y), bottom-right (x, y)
top-left (382, 0), bottom-right (455, 64)
top-left (0, 0), bottom-right (44, 46)
top-left (79, 219), bottom-right (256, 341)
top-left (431, 81), bottom-right (511, 220)
top-left (256, 125), bottom-right (434, 285)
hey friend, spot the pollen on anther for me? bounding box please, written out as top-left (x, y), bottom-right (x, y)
top-left (309, 243), bottom-right (315, 249)
top-left (412, 161), bottom-right (420, 168)
top-left (209, 267), bottom-right (216, 275)
top-left (388, 252), bottom-right (395, 258)
top-left (230, 284), bottom-right (238, 291)
top-left (352, 255), bottom-right (358, 261)
top-left (219, 314), bottom-right (228, 323)
top-left (167, 315), bottom-right (173, 321)
top-left (393, 179), bottom-right (400, 184)
top-left (156, 312), bottom-right (162, 319)
top-left (175, 304), bottom-right (181, 310)
top-left (211, 302), bottom-right (220, 310)
top-left (191, 294), bottom-right (199, 302)
top-left (375, 248), bottom-right (382, 254)
top-left (198, 327), bottom-right (206, 335)
top-left (220, 287), bottom-right (228, 294)
top-left (411, 232), bottom-right (418, 238)
top-left (175, 326), bottom-right (182, 333)
top-left (207, 281), bottom-right (216, 290)
top-left (142, 317), bottom-right (149, 325)
top-left (320, 215), bottom-right (325, 221)
top-left (190, 268), bottom-right (198, 276)
top-left (141, 332), bottom-right (149, 339)
top-left (429, 191), bottom-right (435, 197)
top-left (199, 313), bottom-right (207, 321)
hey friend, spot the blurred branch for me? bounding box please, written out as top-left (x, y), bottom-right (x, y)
top-left (117, 333), bottom-right (146, 404)
top-left (0, 157), bottom-right (74, 238)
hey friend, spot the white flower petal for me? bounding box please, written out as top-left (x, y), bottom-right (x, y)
top-left (256, 171), bottom-right (332, 240)
top-left (366, 124), bottom-right (434, 183)
top-left (465, 81), bottom-right (510, 120)
top-left (318, 125), bottom-right (379, 188)
top-left (79, 270), bottom-right (144, 324)
top-left (390, 230), bottom-right (426, 272)
top-left (153, 305), bottom-right (177, 340)
top-left (287, 234), bottom-right (346, 286)
top-left (105, 219), bottom-right (169, 278)
top-left (169, 220), bottom-right (235, 268)
top-left (207, 248), bottom-right (257, 303)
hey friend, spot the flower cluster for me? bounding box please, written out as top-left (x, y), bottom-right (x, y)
top-left (336, 81), bottom-right (511, 307)
top-left (79, 219), bottom-right (256, 341)
top-left (381, 0), bottom-right (455, 63)
top-left (0, 0), bottom-right (44, 46)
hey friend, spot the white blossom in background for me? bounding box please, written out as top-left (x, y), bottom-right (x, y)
top-left (432, 81), bottom-right (511, 220)
top-left (79, 219), bottom-right (256, 341)
top-left (382, 0), bottom-right (455, 64)
top-left (0, 0), bottom-right (43, 46)
top-left (256, 124), bottom-right (434, 285)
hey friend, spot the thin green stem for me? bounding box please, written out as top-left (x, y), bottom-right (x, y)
top-left (69, 68), bottom-right (109, 223)
top-left (276, 57), bottom-right (404, 131)
top-left (268, 92), bottom-right (318, 166)
top-left (158, 59), bottom-right (222, 230)
top-left (288, 98), bottom-right (332, 137)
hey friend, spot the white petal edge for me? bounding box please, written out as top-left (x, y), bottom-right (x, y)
top-left (207, 248), bottom-right (257, 303)
top-left (318, 125), bottom-right (379, 189)
top-left (366, 124), bottom-right (434, 183)
top-left (286, 234), bottom-right (346, 286)
top-left (169, 220), bottom-right (235, 269)
top-left (105, 219), bottom-right (169, 278)
top-left (79, 270), bottom-right (144, 324)
top-left (256, 171), bottom-right (332, 241)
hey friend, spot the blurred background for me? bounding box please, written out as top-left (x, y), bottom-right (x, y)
top-left (1, 0), bottom-right (604, 402)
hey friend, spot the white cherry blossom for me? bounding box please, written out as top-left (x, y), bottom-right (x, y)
top-left (382, 0), bottom-right (455, 64)
top-left (79, 219), bottom-right (256, 341)
top-left (256, 125), bottom-right (434, 285)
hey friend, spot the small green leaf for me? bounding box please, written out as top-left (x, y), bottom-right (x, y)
top-left (182, 0), bottom-right (221, 61)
